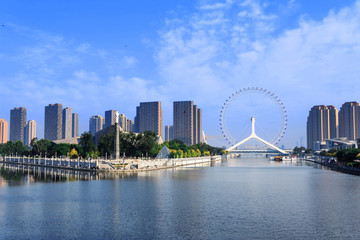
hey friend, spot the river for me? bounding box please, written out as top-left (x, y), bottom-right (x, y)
top-left (1, 156), bottom-right (360, 240)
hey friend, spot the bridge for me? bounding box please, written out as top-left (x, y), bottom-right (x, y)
top-left (226, 117), bottom-right (287, 155)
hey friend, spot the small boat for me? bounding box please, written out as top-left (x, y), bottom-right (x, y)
top-left (282, 156), bottom-right (298, 161)
top-left (270, 156), bottom-right (298, 162)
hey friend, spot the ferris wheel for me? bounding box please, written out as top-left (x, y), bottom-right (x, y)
top-left (220, 87), bottom-right (287, 148)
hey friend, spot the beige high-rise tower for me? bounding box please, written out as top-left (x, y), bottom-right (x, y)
top-left (0, 119), bottom-right (8, 144)
top-left (62, 107), bottom-right (73, 139)
top-left (89, 115), bottom-right (105, 136)
top-left (328, 105), bottom-right (339, 139)
top-left (339, 101), bottom-right (360, 141)
top-left (118, 114), bottom-right (128, 132)
top-left (307, 105), bottom-right (339, 149)
top-left (24, 120), bottom-right (36, 146)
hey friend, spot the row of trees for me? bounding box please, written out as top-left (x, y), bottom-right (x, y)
top-left (98, 131), bottom-right (160, 158)
top-left (292, 147), bottom-right (313, 155)
top-left (0, 130), bottom-right (225, 159)
top-left (0, 137), bottom-right (90, 158)
top-left (0, 131), bottom-right (157, 159)
top-left (320, 148), bottom-right (360, 163)
top-left (164, 140), bottom-right (223, 158)
top-left (97, 133), bottom-right (224, 158)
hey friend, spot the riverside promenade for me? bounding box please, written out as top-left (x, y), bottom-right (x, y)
top-left (301, 157), bottom-right (360, 176)
top-left (0, 155), bottom-right (222, 173)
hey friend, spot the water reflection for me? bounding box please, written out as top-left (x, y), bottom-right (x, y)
top-left (2, 157), bottom-right (360, 239)
top-left (0, 163), bottom-right (139, 187)
top-left (0, 158), bottom-right (337, 188)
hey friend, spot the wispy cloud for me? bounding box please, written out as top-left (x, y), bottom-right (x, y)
top-left (156, 0), bottom-right (360, 146)
top-left (0, 23), bottom-right (149, 136)
top-left (2, 0), bottom-right (360, 146)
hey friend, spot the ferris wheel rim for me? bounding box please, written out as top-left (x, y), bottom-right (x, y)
top-left (220, 87), bottom-right (287, 147)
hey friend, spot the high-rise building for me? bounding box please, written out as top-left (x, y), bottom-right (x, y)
top-left (45, 103), bottom-right (63, 140)
top-left (24, 120), bottom-right (36, 146)
top-left (193, 105), bottom-right (198, 144)
top-left (197, 108), bottom-right (202, 143)
top-left (127, 119), bottom-right (134, 132)
top-left (134, 106), bottom-right (140, 132)
top-left (10, 107), bottom-right (27, 142)
top-left (328, 105), bottom-right (339, 139)
top-left (62, 107), bottom-right (72, 139)
top-left (0, 119), bottom-right (8, 144)
top-left (105, 110), bottom-right (118, 129)
top-left (165, 125), bottom-right (173, 142)
top-left (339, 102), bottom-right (360, 141)
top-left (173, 101), bottom-right (202, 146)
top-left (89, 115), bottom-right (105, 136)
top-left (118, 114), bottom-right (128, 132)
top-left (134, 102), bottom-right (163, 137)
top-left (72, 113), bottom-right (79, 137)
top-left (307, 105), bottom-right (339, 149)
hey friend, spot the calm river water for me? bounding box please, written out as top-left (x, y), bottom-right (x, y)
top-left (1, 156), bottom-right (360, 240)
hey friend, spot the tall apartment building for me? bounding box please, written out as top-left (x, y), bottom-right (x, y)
top-left (307, 105), bottom-right (339, 149)
top-left (72, 113), bottom-right (79, 137)
top-left (24, 120), bottom-right (36, 146)
top-left (0, 119), bottom-right (8, 144)
top-left (127, 119), bottom-right (134, 132)
top-left (119, 114), bottom-right (128, 132)
top-left (134, 106), bottom-right (140, 132)
top-left (10, 107), bottom-right (27, 142)
top-left (89, 115), bottom-right (105, 136)
top-left (173, 101), bottom-right (202, 146)
top-left (165, 125), bottom-right (173, 142)
top-left (105, 110), bottom-right (118, 129)
top-left (62, 107), bottom-right (73, 139)
top-left (44, 103), bottom-right (63, 140)
top-left (134, 102), bottom-right (163, 137)
top-left (328, 105), bottom-right (339, 139)
top-left (339, 101), bottom-right (360, 141)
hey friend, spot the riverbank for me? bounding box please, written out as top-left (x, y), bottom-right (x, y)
top-left (301, 158), bottom-right (360, 176)
top-left (0, 155), bottom-right (222, 173)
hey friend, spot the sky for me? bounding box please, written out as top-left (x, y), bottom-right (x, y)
top-left (1, 0), bottom-right (360, 148)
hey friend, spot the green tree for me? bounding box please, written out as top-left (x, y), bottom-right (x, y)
top-left (305, 148), bottom-right (313, 154)
top-left (53, 143), bottom-right (70, 157)
top-left (14, 140), bottom-right (26, 156)
top-left (139, 131), bottom-right (158, 157)
top-left (336, 149), bottom-right (360, 162)
top-left (98, 133), bottom-right (114, 158)
top-left (36, 139), bottom-right (53, 156)
top-left (30, 138), bottom-right (40, 155)
top-left (69, 148), bottom-right (78, 159)
top-left (293, 147), bottom-right (305, 155)
top-left (79, 132), bottom-right (96, 158)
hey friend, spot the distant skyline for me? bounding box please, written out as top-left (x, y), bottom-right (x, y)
top-left (1, 0), bottom-right (360, 148)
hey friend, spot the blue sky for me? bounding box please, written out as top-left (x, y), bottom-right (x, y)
top-left (1, 0), bottom-right (360, 148)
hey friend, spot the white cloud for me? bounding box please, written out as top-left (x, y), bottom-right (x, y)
top-left (3, 0), bottom-right (360, 147)
top-left (0, 23), bottom-right (158, 137)
top-left (123, 56), bottom-right (138, 68)
top-left (199, 0), bottom-right (233, 10)
top-left (156, 0), bottom-right (360, 147)
top-left (76, 43), bottom-right (91, 53)
top-left (97, 49), bottom-right (108, 59)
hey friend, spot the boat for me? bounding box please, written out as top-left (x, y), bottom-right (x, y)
top-left (270, 155), bottom-right (298, 162)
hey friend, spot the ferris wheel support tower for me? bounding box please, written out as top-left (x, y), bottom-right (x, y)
top-left (226, 117), bottom-right (287, 155)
